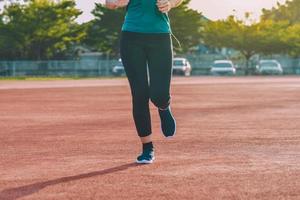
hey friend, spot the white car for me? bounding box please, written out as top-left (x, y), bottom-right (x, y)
top-left (112, 57), bottom-right (192, 77)
top-left (257, 60), bottom-right (283, 75)
top-left (112, 59), bottom-right (125, 76)
top-left (173, 58), bottom-right (192, 76)
top-left (211, 60), bottom-right (236, 75)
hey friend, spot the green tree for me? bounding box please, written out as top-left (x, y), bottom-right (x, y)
top-left (0, 0), bottom-right (85, 60)
top-left (261, 0), bottom-right (300, 58)
top-left (84, 0), bottom-right (204, 57)
top-left (281, 24), bottom-right (300, 57)
top-left (169, 0), bottom-right (204, 53)
top-left (83, 3), bottom-right (126, 58)
top-left (202, 15), bottom-right (288, 74)
top-left (261, 0), bottom-right (300, 24)
top-left (255, 20), bottom-right (290, 55)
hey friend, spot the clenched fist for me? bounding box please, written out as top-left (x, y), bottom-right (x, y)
top-left (106, 0), bottom-right (129, 9)
top-left (116, 0), bottom-right (130, 7)
top-left (156, 0), bottom-right (172, 13)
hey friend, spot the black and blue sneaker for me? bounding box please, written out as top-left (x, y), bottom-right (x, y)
top-left (158, 106), bottom-right (176, 138)
top-left (136, 150), bottom-right (155, 164)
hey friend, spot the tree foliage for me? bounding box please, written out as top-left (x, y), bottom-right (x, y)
top-left (261, 0), bottom-right (300, 24)
top-left (84, 0), bottom-right (204, 57)
top-left (202, 15), bottom-right (289, 74)
top-left (201, 0), bottom-right (300, 71)
top-left (261, 0), bottom-right (300, 57)
top-left (0, 0), bottom-right (85, 60)
top-left (1, 0), bottom-right (300, 62)
top-left (281, 23), bottom-right (300, 56)
top-left (83, 3), bottom-right (126, 57)
top-left (168, 0), bottom-right (204, 53)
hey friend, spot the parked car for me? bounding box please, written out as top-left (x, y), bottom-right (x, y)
top-left (173, 58), bottom-right (192, 76)
top-left (113, 57), bottom-right (192, 77)
top-left (210, 60), bottom-right (236, 75)
top-left (256, 60), bottom-right (283, 75)
top-left (112, 59), bottom-right (125, 76)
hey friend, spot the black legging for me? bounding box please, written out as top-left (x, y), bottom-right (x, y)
top-left (120, 31), bottom-right (173, 137)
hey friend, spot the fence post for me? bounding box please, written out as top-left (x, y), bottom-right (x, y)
top-left (97, 59), bottom-right (101, 76)
top-left (12, 62), bottom-right (16, 77)
top-left (106, 60), bottom-right (110, 76)
top-left (106, 54), bottom-right (110, 77)
top-left (74, 60), bottom-right (78, 77)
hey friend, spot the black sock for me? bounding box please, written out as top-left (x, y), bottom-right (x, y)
top-left (143, 142), bottom-right (154, 152)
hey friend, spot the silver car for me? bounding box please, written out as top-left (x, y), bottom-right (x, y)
top-left (173, 58), bottom-right (192, 76)
top-left (211, 60), bottom-right (236, 76)
top-left (113, 58), bottom-right (192, 77)
top-left (112, 59), bottom-right (125, 76)
top-left (257, 60), bottom-right (283, 75)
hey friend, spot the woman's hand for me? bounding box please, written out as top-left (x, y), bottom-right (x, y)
top-left (157, 0), bottom-right (183, 13)
top-left (106, 0), bottom-right (129, 9)
top-left (117, 0), bottom-right (130, 7)
top-left (156, 0), bottom-right (172, 13)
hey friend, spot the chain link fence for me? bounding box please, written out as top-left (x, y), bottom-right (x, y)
top-left (186, 54), bottom-right (300, 76)
top-left (1, 56), bottom-right (300, 77)
top-left (0, 60), bottom-right (118, 77)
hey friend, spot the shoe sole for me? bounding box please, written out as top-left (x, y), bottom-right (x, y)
top-left (136, 157), bottom-right (155, 164)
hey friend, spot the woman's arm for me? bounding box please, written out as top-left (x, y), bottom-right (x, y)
top-left (105, 0), bottom-right (129, 10)
top-left (157, 0), bottom-right (183, 13)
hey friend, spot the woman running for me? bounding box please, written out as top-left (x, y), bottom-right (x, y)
top-left (106, 0), bottom-right (182, 164)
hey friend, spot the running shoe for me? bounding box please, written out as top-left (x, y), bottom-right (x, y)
top-left (158, 106), bottom-right (176, 138)
top-left (136, 150), bottom-right (155, 164)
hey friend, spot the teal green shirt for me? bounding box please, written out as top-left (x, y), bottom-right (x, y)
top-left (122, 0), bottom-right (171, 33)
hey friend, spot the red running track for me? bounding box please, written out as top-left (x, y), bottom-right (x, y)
top-left (0, 77), bottom-right (300, 199)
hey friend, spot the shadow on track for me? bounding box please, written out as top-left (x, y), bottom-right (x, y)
top-left (0, 162), bottom-right (141, 200)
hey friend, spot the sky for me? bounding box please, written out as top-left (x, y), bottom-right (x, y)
top-left (75, 0), bottom-right (287, 23)
top-left (0, 0), bottom-right (287, 23)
